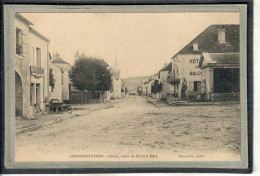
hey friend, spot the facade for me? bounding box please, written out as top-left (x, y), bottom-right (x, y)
top-left (15, 13), bottom-right (50, 117)
top-left (110, 58), bottom-right (122, 99)
top-left (158, 63), bottom-right (172, 100)
top-left (167, 24), bottom-right (240, 101)
top-left (143, 78), bottom-right (154, 97)
top-left (121, 79), bottom-right (127, 98)
top-left (199, 53), bottom-right (240, 101)
top-left (49, 53), bottom-right (72, 102)
top-left (167, 54), bottom-right (202, 100)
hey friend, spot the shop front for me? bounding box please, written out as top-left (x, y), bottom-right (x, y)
top-left (30, 66), bottom-right (45, 110)
top-left (199, 53), bottom-right (240, 101)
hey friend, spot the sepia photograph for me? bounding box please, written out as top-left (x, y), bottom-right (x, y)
top-left (3, 4), bottom-right (249, 170)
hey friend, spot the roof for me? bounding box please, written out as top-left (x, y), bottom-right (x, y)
top-left (52, 59), bottom-right (72, 71)
top-left (15, 13), bottom-right (33, 25)
top-left (199, 53), bottom-right (240, 68)
top-left (159, 63), bottom-right (172, 72)
top-left (171, 25), bottom-right (240, 59)
top-left (29, 26), bottom-right (50, 42)
top-left (53, 58), bottom-right (70, 64)
top-left (147, 78), bottom-right (154, 84)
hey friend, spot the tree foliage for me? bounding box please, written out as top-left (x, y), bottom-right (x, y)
top-left (151, 79), bottom-right (162, 94)
top-left (69, 55), bottom-right (112, 94)
top-left (49, 69), bottom-right (55, 89)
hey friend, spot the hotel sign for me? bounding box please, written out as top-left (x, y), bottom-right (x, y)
top-left (30, 66), bottom-right (44, 78)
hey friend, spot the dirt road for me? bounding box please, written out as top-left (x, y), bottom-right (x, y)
top-left (15, 96), bottom-right (241, 162)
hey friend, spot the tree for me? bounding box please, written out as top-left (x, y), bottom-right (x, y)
top-left (151, 80), bottom-right (162, 98)
top-left (49, 69), bottom-right (55, 90)
top-left (69, 54), bottom-right (112, 102)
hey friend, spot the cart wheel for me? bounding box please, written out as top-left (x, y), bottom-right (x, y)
top-left (67, 106), bottom-right (73, 114)
top-left (58, 106), bottom-right (63, 114)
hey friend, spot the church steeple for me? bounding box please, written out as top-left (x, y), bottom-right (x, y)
top-left (113, 54), bottom-right (120, 81)
top-left (114, 54), bottom-right (119, 71)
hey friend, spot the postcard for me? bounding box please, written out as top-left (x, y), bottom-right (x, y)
top-left (3, 4), bottom-right (250, 172)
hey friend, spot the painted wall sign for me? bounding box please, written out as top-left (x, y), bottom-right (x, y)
top-left (189, 71), bottom-right (201, 75)
top-left (30, 66), bottom-right (44, 77)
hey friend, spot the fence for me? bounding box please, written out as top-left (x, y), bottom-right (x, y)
top-left (69, 91), bottom-right (103, 104)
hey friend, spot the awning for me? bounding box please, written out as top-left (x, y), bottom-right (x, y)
top-left (200, 53), bottom-right (240, 68)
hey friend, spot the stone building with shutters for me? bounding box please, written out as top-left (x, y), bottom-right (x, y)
top-left (49, 53), bottom-right (72, 102)
top-left (167, 24), bottom-right (240, 101)
top-left (15, 13), bottom-right (50, 118)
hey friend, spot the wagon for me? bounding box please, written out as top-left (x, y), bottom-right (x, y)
top-left (46, 99), bottom-right (73, 114)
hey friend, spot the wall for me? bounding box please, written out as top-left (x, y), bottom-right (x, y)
top-left (14, 15), bottom-right (32, 117)
top-left (28, 29), bottom-right (49, 106)
top-left (62, 70), bottom-right (70, 100)
top-left (159, 71), bottom-right (171, 100)
top-left (172, 54), bottom-right (202, 99)
top-left (111, 78), bottom-right (122, 99)
top-left (50, 63), bottom-right (62, 100)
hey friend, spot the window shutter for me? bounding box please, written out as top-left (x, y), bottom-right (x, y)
top-left (21, 30), bottom-right (23, 46)
top-left (39, 48), bottom-right (41, 68)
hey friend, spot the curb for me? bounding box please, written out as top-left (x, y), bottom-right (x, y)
top-left (16, 100), bottom-right (120, 135)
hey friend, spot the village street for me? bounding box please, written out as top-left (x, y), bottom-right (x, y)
top-left (15, 96), bottom-right (241, 162)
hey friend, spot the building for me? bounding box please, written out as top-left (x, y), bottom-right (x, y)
top-left (199, 53), bottom-right (240, 101)
top-left (121, 79), bottom-right (127, 98)
top-left (158, 63), bottom-right (172, 100)
top-left (143, 78), bottom-right (154, 97)
top-left (167, 24), bottom-right (239, 101)
top-left (49, 53), bottom-right (72, 102)
top-left (15, 13), bottom-right (50, 117)
top-left (110, 58), bottom-right (122, 99)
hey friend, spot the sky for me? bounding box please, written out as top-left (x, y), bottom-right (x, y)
top-left (21, 12), bottom-right (239, 78)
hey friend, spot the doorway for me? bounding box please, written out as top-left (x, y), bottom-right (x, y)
top-left (15, 72), bottom-right (23, 116)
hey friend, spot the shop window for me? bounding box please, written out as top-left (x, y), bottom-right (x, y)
top-left (214, 68), bottom-right (239, 93)
top-left (36, 47), bottom-right (41, 68)
top-left (16, 28), bottom-right (23, 56)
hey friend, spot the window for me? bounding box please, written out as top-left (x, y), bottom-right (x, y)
top-left (16, 28), bottom-right (23, 56)
top-left (193, 43), bottom-right (198, 51)
top-left (30, 83), bottom-right (34, 106)
top-left (36, 47), bottom-right (41, 68)
top-left (194, 81), bottom-right (201, 92)
top-left (36, 83), bottom-right (41, 104)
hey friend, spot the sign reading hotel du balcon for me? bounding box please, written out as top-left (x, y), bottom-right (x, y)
top-left (30, 66), bottom-right (44, 78)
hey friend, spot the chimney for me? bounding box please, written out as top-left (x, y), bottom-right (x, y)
top-left (53, 52), bottom-right (60, 60)
top-left (218, 27), bottom-right (226, 44)
top-left (193, 42), bottom-right (198, 51)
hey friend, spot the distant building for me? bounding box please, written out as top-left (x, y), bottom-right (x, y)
top-left (121, 79), bottom-right (127, 98)
top-left (167, 24), bottom-right (240, 101)
top-left (158, 63), bottom-right (172, 100)
top-left (49, 53), bottom-right (72, 102)
top-left (110, 58), bottom-right (122, 99)
top-left (144, 78), bottom-right (154, 97)
top-left (15, 13), bottom-right (50, 118)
